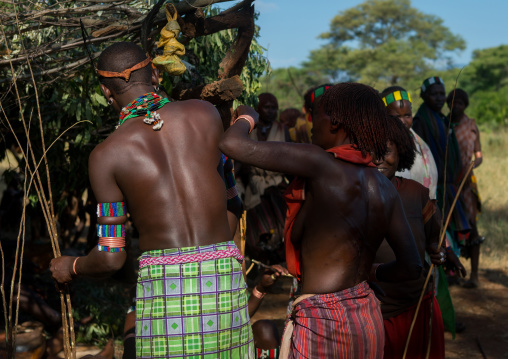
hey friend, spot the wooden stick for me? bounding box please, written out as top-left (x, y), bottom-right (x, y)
top-left (251, 259), bottom-right (294, 277)
top-left (476, 336), bottom-right (488, 359)
top-left (402, 160), bottom-right (474, 359)
top-left (240, 210), bottom-right (247, 257)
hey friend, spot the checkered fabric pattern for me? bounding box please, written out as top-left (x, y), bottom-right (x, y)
top-left (136, 241), bottom-right (254, 358)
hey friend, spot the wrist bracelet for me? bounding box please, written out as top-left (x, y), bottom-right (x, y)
top-left (252, 286), bottom-right (266, 299)
top-left (73, 257), bottom-right (79, 276)
top-left (234, 115), bottom-right (255, 134)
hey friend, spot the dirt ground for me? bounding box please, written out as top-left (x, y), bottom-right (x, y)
top-left (254, 259), bottom-right (508, 359)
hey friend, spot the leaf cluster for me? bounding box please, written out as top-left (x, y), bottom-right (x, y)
top-left (309, 0), bottom-right (465, 86)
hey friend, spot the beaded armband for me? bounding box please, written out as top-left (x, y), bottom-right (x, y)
top-left (98, 224), bottom-right (125, 237)
top-left (97, 202), bottom-right (126, 217)
top-left (98, 245), bottom-right (126, 253)
top-left (96, 203), bottom-right (126, 253)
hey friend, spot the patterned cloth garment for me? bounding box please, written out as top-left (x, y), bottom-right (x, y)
top-left (136, 241), bottom-right (254, 358)
top-left (383, 292), bottom-right (444, 359)
top-left (396, 129), bottom-right (438, 200)
top-left (280, 281), bottom-right (384, 359)
top-left (453, 114), bottom-right (482, 220)
top-left (257, 347), bottom-right (280, 359)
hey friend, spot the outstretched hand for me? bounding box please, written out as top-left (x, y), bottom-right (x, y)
top-left (446, 248), bottom-right (467, 278)
top-left (258, 264), bottom-right (290, 291)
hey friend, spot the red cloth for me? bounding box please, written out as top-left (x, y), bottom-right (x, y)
top-left (283, 144), bottom-right (375, 278)
top-left (383, 293), bottom-right (445, 359)
top-left (283, 281), bottom-right (384, 358)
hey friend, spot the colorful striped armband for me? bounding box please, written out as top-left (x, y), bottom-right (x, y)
top-left (97, 224), bottom-right (125, 237)
top-left (97, 237), bottom-right (126, 252)
top-left (97, 245), bottom-right (126, 253)
top-left (97, 202), bottom-right (126, 217)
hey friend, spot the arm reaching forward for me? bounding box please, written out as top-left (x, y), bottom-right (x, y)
top-left (220, 106), bottom-right (327, 179)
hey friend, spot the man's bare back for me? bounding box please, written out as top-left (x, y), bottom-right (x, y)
top-left (89, 99), bottom-right (231, 252)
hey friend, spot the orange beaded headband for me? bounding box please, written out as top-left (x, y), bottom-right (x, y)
top-left (96, 57), bottom-right (151, 82)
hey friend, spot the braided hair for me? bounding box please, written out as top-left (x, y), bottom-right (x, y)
top-left (385, 115), bottom-right (416, 172)
top-left (321, 82), bottom-right (389, 160)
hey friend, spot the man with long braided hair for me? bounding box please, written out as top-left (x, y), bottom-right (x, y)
top-left (220, 82), bottom-right (422, 358)
top-left (50, 42), bottom-right (254, 358)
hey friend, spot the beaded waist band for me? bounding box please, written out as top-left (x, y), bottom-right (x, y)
top-left (139, 247), bottom-right (244, 268)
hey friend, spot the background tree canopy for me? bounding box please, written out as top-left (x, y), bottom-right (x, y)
top-left (261, 0), bottom-right (507, 127)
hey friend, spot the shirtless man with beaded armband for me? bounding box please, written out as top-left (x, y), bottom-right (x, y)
top-left (50, 42), bottom-right (254, 358)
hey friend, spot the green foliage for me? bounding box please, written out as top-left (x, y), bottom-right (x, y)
top-left (307, 0), bottom-right (465, 86)
top-left (264, 0), bottom-right (469, 111)
top-left (1, 2), bottom-right (269, 216)
top-left (460, 45), bottom-right (508, 93)
top-left (447, 45), bottom-right (508, 128)
top-left (461, 88), bottom-right (508, 128)
top-left (259, 67), bottom-right (328, 110)
top-left (172, 7), bottom-right (270, 108)
top-left (71, 277), bottom-right (132, 345)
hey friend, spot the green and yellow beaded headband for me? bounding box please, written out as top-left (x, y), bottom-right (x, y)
top-left (382, 90), bottom-right (412, 106)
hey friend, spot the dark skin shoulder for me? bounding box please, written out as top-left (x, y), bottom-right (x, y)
top-left (220, 105), bottom-right (422, 294)
top-left (51, 95), bottom-right (231, 283)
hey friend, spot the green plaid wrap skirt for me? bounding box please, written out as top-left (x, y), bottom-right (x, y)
top-left (136, 241), bottom-right (254, 358)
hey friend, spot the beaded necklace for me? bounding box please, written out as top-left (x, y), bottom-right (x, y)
top-left (117, 92), bottom-right (170, 131)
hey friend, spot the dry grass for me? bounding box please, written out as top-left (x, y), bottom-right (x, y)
top-left (475, 128), bottom-right (508, 263)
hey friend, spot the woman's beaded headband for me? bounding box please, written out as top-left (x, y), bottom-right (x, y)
top-left (421, 77), bottom-right (444, 93)
top-left (382, 90), bottom-right (411, 106)
top-left (310, 85), bottom-right (332, 104)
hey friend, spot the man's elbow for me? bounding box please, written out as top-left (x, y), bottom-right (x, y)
top-left (218, 137), bottom-right (233, 157)
top-left (102, 253), bottom-right (126, 274)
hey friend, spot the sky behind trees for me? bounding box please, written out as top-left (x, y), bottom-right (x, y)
top-left (248, 0), bottom-right (508, 69)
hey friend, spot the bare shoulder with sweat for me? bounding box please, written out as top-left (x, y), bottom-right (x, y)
top-left (174, 99), bottom-right (223, 133)
top-left (88, 141), bottom-right (123, 203)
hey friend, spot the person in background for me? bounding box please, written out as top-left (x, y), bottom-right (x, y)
top-left (279, 108), bottom-right (304, 143)
top-left (239, 93), bottom-right (290, 266)
top-left (447, 88), bottom-right (484, 288)
top-left (373, 115), bottom-right (466, 359)
top-left (412, 76), bottom-right (470, 336)
top-left (412, 77), bottom-right (470, 249)
top-left (380, 86), bottom-right (438, 200)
